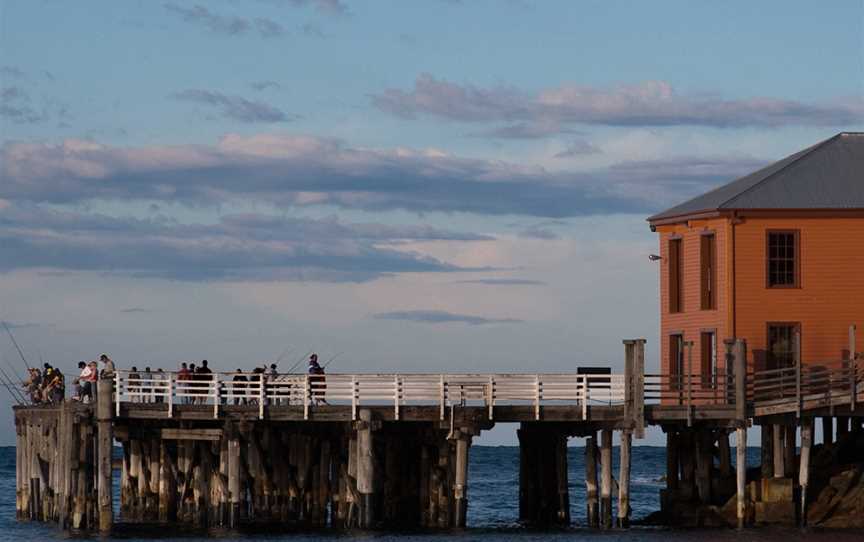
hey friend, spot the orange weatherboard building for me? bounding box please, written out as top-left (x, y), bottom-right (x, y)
top-left (647, 133), bottom-right (864, 385)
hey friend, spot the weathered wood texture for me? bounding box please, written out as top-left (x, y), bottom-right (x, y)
top-left (517, 423), bottom-right (570, 526)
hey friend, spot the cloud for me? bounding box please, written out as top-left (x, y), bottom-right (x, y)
top-left (372, 310), bottom-right (523, 325)
top-left (1, 86), bottom-right (43, 124)
top-left (456, 278), bottom-right (545, 286)
top-left (372, 74), bottom-right (864, 134)
top-left (0, 134), bottom-right (766, 217)
top-left (120, 308), bottom-right (150, 313)
top-left (0, 66), bottom-right (25, 78)
top-left (250, 80), bottom-right (280, 91)
top-left (286, 0), bottom-right (347, 15)
top-left (554, 140), bottom-right (602, 158)
top-left (173, 89), bottom-right (294, 123)
top-left (164, 4), bottom-right (285, 37)
top-left (0, 203), bottom-right (489, 282)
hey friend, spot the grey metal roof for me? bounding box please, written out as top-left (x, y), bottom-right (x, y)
top-left (648, 132), bottom-right (864, 222)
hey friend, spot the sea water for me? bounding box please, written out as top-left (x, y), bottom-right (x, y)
top-left (0, 445), bottom-right (860, 541)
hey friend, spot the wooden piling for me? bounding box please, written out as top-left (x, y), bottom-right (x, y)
top-left (761, 425), bottom-right (773, 479)
top-left (555, 433), bottom-right (570, 525)
top-left (96, 378), bottom-right (113, 533)
top-left (617, 429), bottom-right (631, 528)
top-left (822, 417), bottom-right (833, 446)
top-left (735, 427), bottom-right (747, 529)
top-left (585, 434), bottom-right (599, 528)
top-left (784, 424), bottom-right (796, 478)
top-left (228, 435), bottom-right (241, 528)
top-left (599, 429), bottom-right (612, 529)
top-left (718, 430), bottom-right (732, 478)
top-left (357, 409), bottom-right (375, 528)
top-left (695, 430), bottom-right (712, 504)
top-left (453, 431), bottom-right (470, 528)
top-left (799, 420), bottom-right (812, 526)
top-left (772, 424), bottom-right (784, 478)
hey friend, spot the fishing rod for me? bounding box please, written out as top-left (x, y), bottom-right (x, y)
top-left (284, 349), bottom-right (312, 375)
top-left (322, 352), bottom-right (344, 370)
top-left (274, 345), bottom-right (295, 366)
top-left (0, 355), bottom-right (27, 405)
top-left (2, 321), bottom-right (33, 371)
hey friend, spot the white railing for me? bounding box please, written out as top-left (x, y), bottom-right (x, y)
top-left (113, 371), bottom-right (627, 421)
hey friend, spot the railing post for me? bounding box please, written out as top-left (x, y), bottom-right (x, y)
top-left (213, 373), bottom-right (220, 419)
top-left (685, 341), bottom-right (693, 427)
top-left (488, 375), bottom-right (494, 420)
top-left (167, 372), bottom-right (173, 418)
top-left (534, 374), bottom-right (541, 421)
top-left (115, 372), bottom-right (121, 417)
top-left (623, 340), bottom-right (635, 425)
top-left (634, 339), bottom-right (645, 438)
top-left (794, 328), bottom-right (802, 417)
top-left (734, 339), bottom-right (747, 421)
top-left (303, 374), bottom-right (309, 420)
top-left (259, 374), bottom-right (265, 420)
top-left (351, 375), bottom-right (357, 420)
top-left (849, 324), bottom-right (857, 410)
top-left (394, 374), bottom-right (400, 421)
top-left (439, 375), bottom-right (445, 421)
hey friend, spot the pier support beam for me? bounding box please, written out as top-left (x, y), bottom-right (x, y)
top-left (357, 409), bottom-right (376, 529)
top-left (617, 429), bottom-right (632, 528)
top-left (736, 427), bottom-right (747, 529)
top-left (585, 433), bottom-right (599, 528)
top-left (600, 429), bottom-right (613, 529)
top-left (96, 378), bottom-right (114, 533)
top-left (822, 417), bottom-right (833, 446)
top-left (228, 435), bottom-right (241, 528)
top-left (453, 431), bottom-right (471, 528)
top-left (798, 420), bottom-right (812, 526)
top-left (772, 424), bottom-right (784, 478)
top-left (518, 423), bottom-right (570, 526)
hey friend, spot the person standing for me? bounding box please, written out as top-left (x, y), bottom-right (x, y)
top-left (308, 354), bottom-right (327, 405)
top-left (99, 354), bottom-right (116, 380)
top-left (195, 360), bottom-right (213, 404)
top-left (232, 369), bottom-right (247, 405)
top-left (177, 362), bottom-right (191, 404)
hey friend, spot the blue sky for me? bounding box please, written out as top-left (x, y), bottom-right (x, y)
top-left (1, 0), bottom-right (863, 444)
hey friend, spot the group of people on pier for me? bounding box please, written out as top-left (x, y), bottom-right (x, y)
top-left (22, 354), bottom-right (115, 405)
top-left (21, 352), bottom-right (328, 406)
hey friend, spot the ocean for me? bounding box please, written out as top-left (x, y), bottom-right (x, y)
top-left (0, 445), bottom-right (860, 541)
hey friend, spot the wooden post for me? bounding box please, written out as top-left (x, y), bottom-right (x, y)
top-left (634, 339), bottom-right (646, 439)
top-left (617, 430), bottom-right (631, 528)
top-left (686, 341), bottom-right (694, 426)
top-left (96, 378), bottom-right (114, 533)
top-left (695, 430), bottom-right (712, 504)
top-left (599, 429), bottom-right (612, 529)
top-left (357, 409), bottom-right (375, 528)
top-left (784, 424), bottom-right (796, 478)
top-left (666, 430), bottom-right (679, 491)
top-left (584, 434), bottom-right (599, 528)
top-left (799, 420), bottom-right (812, 526)
top-left (795, 329), bottom-right (802, 416)
top-left (453, 431), bottom-right (470, 528)
top-left (736, 426), bottom-right (747, 529)
top-left (555, 433), bottom-right (570, 525)
top-left (734, 339), bottom-right (747, 420)
top-left (228, 436), bottom-right (241, 528)
top-left (850, 325), bottom-right (857, 410)
top-left (761, 425), bottom-right (773, 479)
top-left (772, 424), bottom-right (784, 478)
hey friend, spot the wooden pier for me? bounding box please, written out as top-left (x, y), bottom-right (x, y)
top-left (14, 334), bottom-right (864, 531)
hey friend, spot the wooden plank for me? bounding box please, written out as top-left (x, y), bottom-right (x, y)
top-left (161, 428), bottom-right (223, 441)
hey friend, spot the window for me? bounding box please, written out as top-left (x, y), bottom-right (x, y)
top-left (668, 238), bottom-right (683, 313)
top-left (700, 233), bottom-right (716, 310)
top-left (669, 334), bottom-right (684, 386)
top-left (700, 331), bottom-right (716, 387)
top-left (767, 231), bottom-right (799, 288)
top-left (767, 323), bottom-right (799, 370)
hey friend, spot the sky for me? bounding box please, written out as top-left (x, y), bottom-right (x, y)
top-left (1, 0), bottom-right (863, 445)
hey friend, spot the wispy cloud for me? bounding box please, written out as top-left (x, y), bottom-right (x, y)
top-left (0, 204), bottom-right (488, 282)
top-left (173, 89), bottom-right (294, 123)
top-left (1, 86), bottom-right (43, 124)
top-left (0, 134), bottom-right (766, 217)
top-left (164, 4), bottom-right (285, 37)
top-left (250, 80), bottom-right (280, 91)
top-left (1, 320), bottom-right (43, 329)
top-left (372, 310), bottom-right (523, 325)
top-left (120, 308), bottom-right (150, 313)
top-left (0, 66), bottom-right (25, 78)
top-left (554, 140), bottom-right (602, 158)
top-left (372, 74), bottom-right (864, 135)
top-left (286, 0), bottom-right (347, 15)
top-left (456, 278), bottom-right (545, 286)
